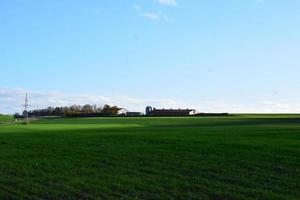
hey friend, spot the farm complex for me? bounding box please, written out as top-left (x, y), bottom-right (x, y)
top-left (145, 106), bottom-right (195, 116)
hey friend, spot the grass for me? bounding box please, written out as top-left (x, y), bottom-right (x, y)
top-left (0, 115), bottom-right (13, 123)
top-left (0, 115), bottom-right (299, 199)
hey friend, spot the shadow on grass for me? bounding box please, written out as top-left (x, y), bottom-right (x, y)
top-left (154, 117), bottom-right (300, 128)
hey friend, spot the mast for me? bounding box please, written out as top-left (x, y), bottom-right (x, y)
top-left (24, 92), bottom-right (29, 124)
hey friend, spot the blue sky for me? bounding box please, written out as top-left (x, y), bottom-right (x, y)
top-left (1, 0), bottom-right (300, 113)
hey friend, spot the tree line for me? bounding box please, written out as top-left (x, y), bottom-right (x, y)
top-left (14, 104), bottom-right (122, 118)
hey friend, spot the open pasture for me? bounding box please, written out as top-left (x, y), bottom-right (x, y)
top-left (0, 115), bottom-right (13, 124)
top-left (0, 115), bottom-right (299, 199)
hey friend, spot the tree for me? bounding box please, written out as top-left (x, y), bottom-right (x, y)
top-left (22, 104), bottom-right (123, 117)
top-left (82, 104), bottom-right (93, 114)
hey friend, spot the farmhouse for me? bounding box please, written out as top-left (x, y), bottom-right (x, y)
top-left (118, 109), bottom-right (143, 116)
top-left (145, 106), bottom-right (195, 116)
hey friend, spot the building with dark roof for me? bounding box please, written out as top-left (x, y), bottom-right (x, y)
top-left (145, 106), bottom-right (195, 116)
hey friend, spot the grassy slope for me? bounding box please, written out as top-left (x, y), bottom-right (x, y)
top-left (0, 115), bottom-right (299, 199)
top-left (0, 115), bottom-right (13, 123)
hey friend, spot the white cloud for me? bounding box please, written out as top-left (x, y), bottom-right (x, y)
top-left (141, 12), bottom-right (171, 22)
top-left (0, 88), bottom-right (183, 114)
top-left (142, 12), bottom-right (160, 20)
top-left (1, 88), bottom-right (300, 114)
top-left (195, 100), bottom-right (300, 114)
top-left (155, 0), bottom-right (177, 6)
top-left (133, 3), bottom-right (172, 22)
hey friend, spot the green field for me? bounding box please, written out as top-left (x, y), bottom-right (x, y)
top-left (0, 115), bottom-right (13, 124)
top-left (0, 115), bottom-right (299, 199)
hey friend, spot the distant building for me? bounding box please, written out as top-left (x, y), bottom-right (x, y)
top-left (125, 112), bottom-right (143, 116)
top-left (118, 109), bottom-right (143, 116)
top-left (145, 106), bottom-right (195, 116)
